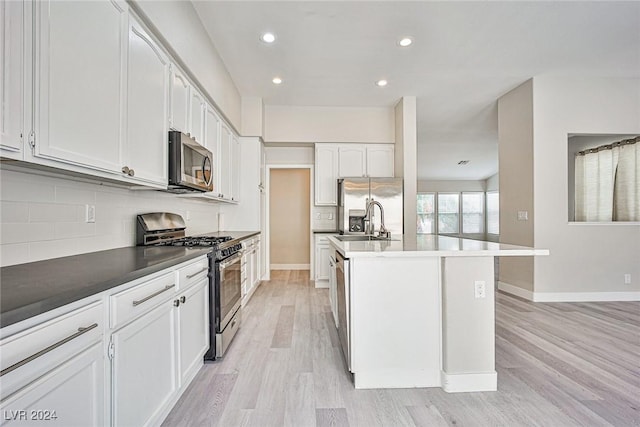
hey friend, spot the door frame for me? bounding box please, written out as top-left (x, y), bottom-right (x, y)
top-left (264, 164), bottom-right (314, 280)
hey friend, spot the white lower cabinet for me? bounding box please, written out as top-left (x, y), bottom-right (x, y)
top-left (112, 300), bottom-right (178, 427)
top-left (0, 256), bottom-right (210, 427)
top-left (1, 343), bottom-right (105, 427)
top-left (177, 278), bottom-right (209, 386)
top-left (0, 301), bottom-right (105, 427)
top-left (314, 234), bottom-right (335, 286)
top-left (329, 253), bottom-right (338, 328)
top-left (240, 236), bottom-right (262, 306)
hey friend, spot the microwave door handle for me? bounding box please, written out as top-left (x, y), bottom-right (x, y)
top-left (202, 156), bottom-right (213, 186)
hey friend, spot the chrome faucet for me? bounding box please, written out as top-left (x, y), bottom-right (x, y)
top-left (365, 200), bottom-right (390, 238)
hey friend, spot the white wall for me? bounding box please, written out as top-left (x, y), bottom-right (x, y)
top-left (485, 173), bottom-right (499, 192)
top-left (263, 105), bottom-right (395, 144)
top-left (132, 0), bottom-right (242, 130)
top-left (417, 180), bottom-right (486, 193)
top-left (0, 168), bottom-right (220, 267)
top-left (264, 146), bottom-right (313, 165)
top-left (241, 97), bottom-right (264, 138)
top-left (532, 76), bottom-right (640, 295)
top-left (497, 79), bottom-right (535, 292)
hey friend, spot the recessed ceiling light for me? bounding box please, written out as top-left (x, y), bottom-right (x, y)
top-left (376, 79), bottom-right (388, 87)
top-left (458, 160), bottom-right (470, 165)
top-left (261, 32), bottom-right (276, 43)
top-left (272, 77), bottom-right (283, 85)
top-left (398, 37), bottom-right (413, 47)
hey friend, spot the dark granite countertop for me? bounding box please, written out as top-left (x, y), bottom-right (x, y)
top-left (0, 246), bottom-right (211, 328)
top-left (0, 231), bottom-right (261, 329)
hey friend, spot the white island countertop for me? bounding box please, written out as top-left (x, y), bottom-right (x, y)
top-left (328, 234), bottom-right (549, 258)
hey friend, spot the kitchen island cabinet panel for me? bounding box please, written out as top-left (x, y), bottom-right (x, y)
top-left (33, 0), bottom-right (126, 173)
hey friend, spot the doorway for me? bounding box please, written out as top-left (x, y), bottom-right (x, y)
top-left (268, 168), bottom-right (311, 271)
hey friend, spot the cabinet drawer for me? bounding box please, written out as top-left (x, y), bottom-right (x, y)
top-left (177, 256), bottom-right (209, 291)
top-left (110, 272), bottom-right (175, 329)
top-left (0, 301), bottom-right (103, 399)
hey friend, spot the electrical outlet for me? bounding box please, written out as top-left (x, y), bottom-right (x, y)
top-left (328, 212), bottom-right (334, 220)
top-left (474, 280), bottom-right (486, 299)
top-left (85, 205), bottom-right (96, 223)
top-left (517, 211), bottom-right (528, 221)
top-left (624, 274), bottom-right (631, 284)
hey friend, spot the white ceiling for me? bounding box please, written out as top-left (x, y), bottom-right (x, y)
top-left (192, 1), bottom-right (640, 181)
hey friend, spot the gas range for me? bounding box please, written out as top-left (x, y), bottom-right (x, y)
top-left (136, 213), bottom-right (242, 261)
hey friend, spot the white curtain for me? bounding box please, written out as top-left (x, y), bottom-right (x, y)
top-left (575, 141), bottom-right (639, 221)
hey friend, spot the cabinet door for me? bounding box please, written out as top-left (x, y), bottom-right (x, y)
top-left (0, 343), bottom-right (105, 427)
top-left (0, 0), bottom-right (24, 159)
top-left (112, 300), bottom-right (177, 427)
top-left (189, 89), bottom-right (205, 145)
top-left (219, 122), bottom-right (232, 200)
top-left (315, 244), bottom-right (330, 281)
top-left (178, 280), bottom-right (208, 386)
top-left (366, 145), bottom-right (394, 177)
top-left (329, 255), bottom-right (338, 327)
top-left (315, 145), bottom-right (339, 205)
top-left (169, 65), bottom-right (190, 133)
top-left (34, 0), bottom-right (126, 172)
top-left (204, 103), bottom-right (220, 194)
top-left (125, 14), bottom-right (169, 185)
top-left (231, 134), bottom-right (241, 202)
top-left (338, 145), bottom-right (366, 178)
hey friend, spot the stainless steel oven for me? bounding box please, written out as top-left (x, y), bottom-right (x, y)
top-left (207, 241), bottom-right (243, 359)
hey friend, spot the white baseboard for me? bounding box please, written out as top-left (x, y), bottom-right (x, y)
top-left (498, 281), bottom-right (640, 302)
top-left (498, 281), bottom-right (534, 300)
top-left (270, 264), bottom-right (310, 270)
top-left (440, 371), bottom-right (497, 393)
top-left (354, 370), bottom-right (441, 389)
top-left (314, 279), bottom-right (329, 289)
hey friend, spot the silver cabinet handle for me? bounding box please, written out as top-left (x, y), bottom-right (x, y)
top-left (122, 166), bottom-right (130, 175)
top-left (186, 268), bottom-right (207, 279)
top-left (180, 296), bottom-right (186, 304)
top-left (132, 284), bottom-right (175, 307)
top-left (0, 323), bottom-right (98, 377)
top-left (173, 299), bottom-right (180, 307)
top-left (128, 169), bottom-right (135, 177)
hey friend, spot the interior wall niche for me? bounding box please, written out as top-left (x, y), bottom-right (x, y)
top-left (568, 133), bottom-right (639, 222)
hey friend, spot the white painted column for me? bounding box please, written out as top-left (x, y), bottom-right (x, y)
top-left (440, 256), bottom-right (497, 392)
top-left (394, 96), bottom-right (417, 237)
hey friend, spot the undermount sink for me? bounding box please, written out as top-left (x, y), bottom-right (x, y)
top-left (335, 235), bottom-right (395, 242)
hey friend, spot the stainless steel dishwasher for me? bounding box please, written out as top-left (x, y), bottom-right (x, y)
top-left (336, 251), bottom-right (351, 371)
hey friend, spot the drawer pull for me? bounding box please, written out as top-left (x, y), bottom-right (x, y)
top-left (132, 284), bottom-right (175, 307)
top-left (186, 268), bottom-right (207, 279)
top-left (0, 323), bottom-right (98, 377)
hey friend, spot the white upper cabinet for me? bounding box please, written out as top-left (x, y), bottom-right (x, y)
top-left (189, 89), bottom-right (205, 145)
top-left (0, 0), bottom-right (24, 159)
top-left (315, 145), bottom-right (339, 205)
top-left (125, 13), bottom-right (169, 186)
top-left (231, 134), bottom-right (240, 202)
top-left (33, 0), bottom-right (126, 173)
top-left (204, 103), bottom-right (221, 195)
top-left (366, 145), bottom-right (394, 177)
top-left (338, 145), bottom-right (367, 178)
top-left (219, 122), bottom-right (232, 200)
top-left (169, 65), bottom-right (190, 133)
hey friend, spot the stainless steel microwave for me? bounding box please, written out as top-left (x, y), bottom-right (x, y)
top-left (168, 131), bottom-right (214, 193)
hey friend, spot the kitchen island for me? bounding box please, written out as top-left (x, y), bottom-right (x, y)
top-left (327, 234), bottom-right (548, 393)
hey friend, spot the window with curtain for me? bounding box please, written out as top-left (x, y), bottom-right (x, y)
top-left (575, 137), bottom-right (639, 221)
top-left (417, 193), bottom-right (435, 234)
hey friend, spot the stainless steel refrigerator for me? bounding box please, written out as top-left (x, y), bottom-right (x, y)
top-left (337, 178), bottom-right (403, 236)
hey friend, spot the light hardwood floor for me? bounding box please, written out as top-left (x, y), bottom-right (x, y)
top-left (163, 270), bottom-right (640, 427)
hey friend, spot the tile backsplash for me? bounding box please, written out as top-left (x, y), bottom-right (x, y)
top-left (0, 168), bottom-right (220, 267)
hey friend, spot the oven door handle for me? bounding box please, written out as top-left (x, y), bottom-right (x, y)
top-left (219, 252), bottom-right (243, 270)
